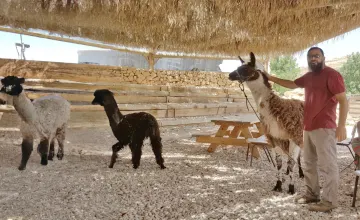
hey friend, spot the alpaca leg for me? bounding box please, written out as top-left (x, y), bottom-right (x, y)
top-left (109, 142), bottom-right (125, 168)
top-left (18, 137), bottom-right (33, 170)
top-left (150, 136), bottom-right (166, 169)
top-left (56, 125), bottom-right (66, 160)
top-left (287, 145), bottom-right (301, 194)
top-left (130, 141), bottom-right (143, 169)
top-left (38, 139), bottom-right (49, 166)
top-left (273, 152), bottom-right (283, 192)
top-left (48, 138), bottom-right (55, 161)
top-left (287, 157), bottom-right (296, 194)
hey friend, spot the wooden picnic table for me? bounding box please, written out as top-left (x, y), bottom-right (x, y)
top-left (192, 119), bottom-right (265, 159)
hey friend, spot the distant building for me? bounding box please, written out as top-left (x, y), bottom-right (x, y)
top-left (78, 50), bottom-right (149, 69)
top-left (77, 50), bottom-right (223, 71)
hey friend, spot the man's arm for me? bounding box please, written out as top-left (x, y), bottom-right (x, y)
top-left (264, 72), bottom-right (299, 89)
top-left (335, 92), bottom-right (348, 141)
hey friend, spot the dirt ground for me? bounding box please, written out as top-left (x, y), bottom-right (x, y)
top-left (0, 117), bottom-right (360, 220)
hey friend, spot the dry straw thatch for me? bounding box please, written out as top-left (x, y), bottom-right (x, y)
top-left (1, 0), bottom-right (360, 58)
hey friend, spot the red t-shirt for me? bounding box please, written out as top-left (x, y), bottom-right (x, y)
top-left (294, 66), bottom-right (345, 131)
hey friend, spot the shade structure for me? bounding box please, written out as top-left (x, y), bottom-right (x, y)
top-left (1, 0), bottom-right (360, 58)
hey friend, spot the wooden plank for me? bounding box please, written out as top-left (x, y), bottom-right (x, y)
top-left (192, 132), bottom-right (216, 137)
top-left (227, 88), bottom-right (252, 94)
top-left (233, 97), bottom-right (256, 103)
top-left (166, 109), bottom-right (175, 118)
top-left (228, 94), bottom-right (247, 98)
top-left (0, 106), bottom-right (14, 113)
top-left (207, 124), bottom-right (229, 152)
top-left (196, 136), bottom-right (247, 146)
top-left (26, 92), bottom-right (168, 104)
top-left (24, 87), bottom-right (169, 97)
top-left (251, 131), bottom-right (262, 138)
top-left (167, 86), bottom-right (226, 94)
top-left (175, 108), bottom-right (220, 117)
top-left (225, 105), bottom-right (248, 114)
top-left (168, 96), bottom-right (228, 103)
top-left (68, 109), bottom-right (169, 127)
top-left (24, 81), bottom-right (163, 92)
top-left (167, 103), bottom-right (234, 109)
top-left (169, 91), bottom-right (227, 98)
top-left (211, 120), bottom-right (253, 127)
top-left (0, 112), bottom-right (20, 128)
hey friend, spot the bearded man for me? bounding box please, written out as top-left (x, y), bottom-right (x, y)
top-left (264, 47), bottom-right (348, 212)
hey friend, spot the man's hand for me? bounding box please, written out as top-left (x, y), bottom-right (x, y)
top-left (336, 126), bottom-right (347, 142)
top-left (262, 72), bottom-right (298, 89)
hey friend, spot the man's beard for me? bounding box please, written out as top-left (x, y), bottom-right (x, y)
top-left (308, 61), bottom-right (323, 72)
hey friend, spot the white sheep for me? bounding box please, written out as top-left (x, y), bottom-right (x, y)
top-left (1, 76), bottom-right (71, 170)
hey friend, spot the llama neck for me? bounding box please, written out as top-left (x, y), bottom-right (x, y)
top-left (246, 81), bottom-right (274, 106)
top-left (102, 98), bottom-right (123, 129)
top-left (12, 91), bottom-right (38, 125)
top-left (12, 91), bottom-right (47, 138)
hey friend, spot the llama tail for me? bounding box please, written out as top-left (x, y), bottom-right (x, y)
top-left (149, 119), bottom-right (166, 169)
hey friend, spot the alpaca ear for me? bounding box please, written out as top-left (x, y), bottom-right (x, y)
top-left (238, 56), bottom-right (245, 64)
top-left (249, 52), bottom-right (256, 67)
top-left (19, 78), bottom-right (25, 84)
top-left (0, 78), bottom-right (4, 85)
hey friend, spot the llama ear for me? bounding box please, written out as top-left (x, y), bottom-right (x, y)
top-left (19, 78), bottom-right (25, 84)
top-left (238, 56), bottom-right (245, 64)
top-left (249, 52), bottom-right (256, 67)
top-left (0, 78), bottom-right (4, 84)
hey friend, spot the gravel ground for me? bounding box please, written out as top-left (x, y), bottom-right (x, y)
top-left (0, 123), bottom-right (360, 220)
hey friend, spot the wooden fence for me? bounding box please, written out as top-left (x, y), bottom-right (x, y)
top-left (0, 78), bottom-right (255, 128)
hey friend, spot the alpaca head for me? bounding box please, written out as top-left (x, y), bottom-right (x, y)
top-left (228, 52), bottom-right (271, 89)
top-left (0, 76), bottom-right (25, 96)
top-left (92, 89), bottom-right (115, 106)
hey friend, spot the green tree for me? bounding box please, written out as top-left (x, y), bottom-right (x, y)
top-left (339, 52), bottom-right (360, 94)
top-left (270, 56), bottom-right (301, 95)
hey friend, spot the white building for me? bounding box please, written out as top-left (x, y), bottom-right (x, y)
top-left (78, 50), bottom-right (223, 71)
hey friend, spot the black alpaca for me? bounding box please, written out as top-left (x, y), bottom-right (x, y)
top-left (92, 89), bottom-right (166, 169)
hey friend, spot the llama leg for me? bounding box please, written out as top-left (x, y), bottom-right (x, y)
top-left (273, 152), bottom-right (283, 192)
top-left (150, 136), bottom-right (166, 169)
top-left (287, 157), bottom-right (296, 194)
top-left (38, 139), bottom-right (49, 166)
top-left (109, 142), bottom-right (125, 168)
top-left (130, 141), bottom-right (143, 169)
top-left (18, 137), bottom-right (34, 170)
top-left (48, 138), bottom-right (55, 161)
top-left (56, 124), bottom-right (66, 160)
top-left (287, 145), bottom-right (301, 194)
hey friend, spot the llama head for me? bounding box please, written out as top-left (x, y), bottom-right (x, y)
top-left (0, 76), bottom-right (25, 96)
top-left (92, 89), bottom-right (115, 106)
top-left (228, 52), bottom-right (271, 89)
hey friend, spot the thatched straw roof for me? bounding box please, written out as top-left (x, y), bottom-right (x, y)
top-left (1, 0), bottom-right (360, 58)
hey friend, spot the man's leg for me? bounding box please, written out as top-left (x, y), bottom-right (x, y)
top-left (309, 128), bottom-right (338, 212)
top-left (295, 131), bottom-right (320, 203)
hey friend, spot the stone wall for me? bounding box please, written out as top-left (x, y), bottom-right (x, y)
top-left (0, 59), bottom-right (239, 88)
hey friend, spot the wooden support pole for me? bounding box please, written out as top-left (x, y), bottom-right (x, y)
top-left (147, 53), bottom-right (155, 70)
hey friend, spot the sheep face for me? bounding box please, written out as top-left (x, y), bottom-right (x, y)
top-left (1, 76), bottom-right (25, 96)
top-left (228, 52), bottom-right (260, 82)
top-left (92, 89), bottom-right (115, 106)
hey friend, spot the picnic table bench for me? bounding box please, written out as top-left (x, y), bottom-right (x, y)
top-left (192, 119), bottom-right (275, 166)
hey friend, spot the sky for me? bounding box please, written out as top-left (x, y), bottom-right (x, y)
top-left (1, 27), bottom-right (360, 71)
